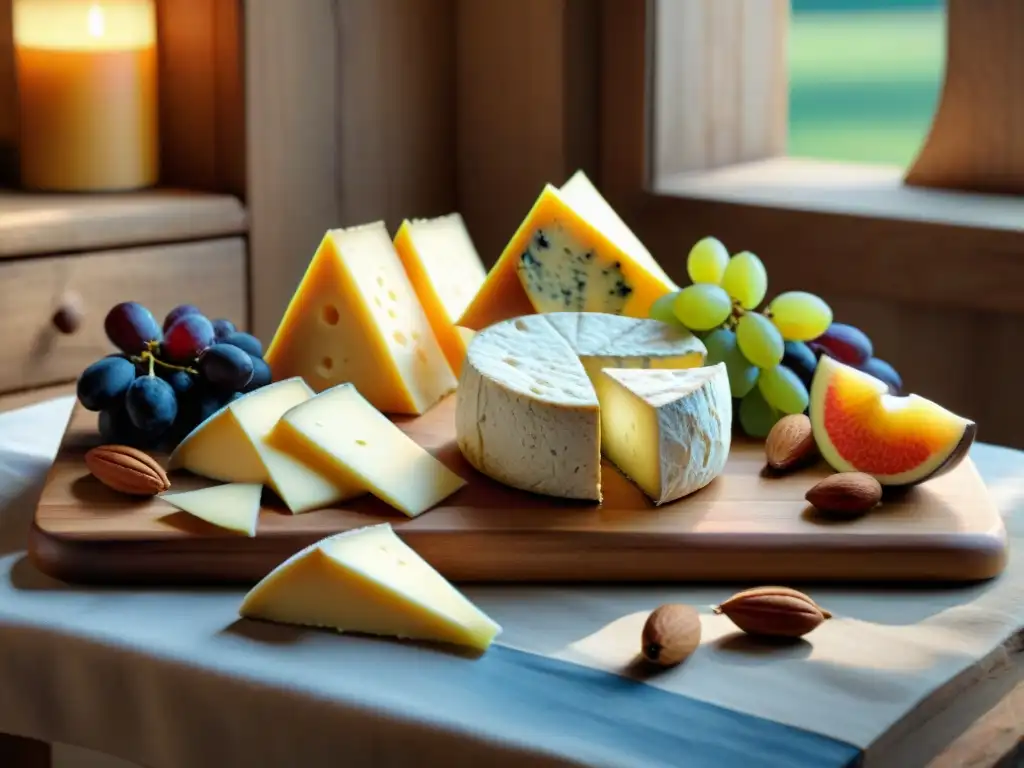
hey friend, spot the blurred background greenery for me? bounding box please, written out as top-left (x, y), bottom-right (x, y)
top-left (788, 0), bottom-right (945, 166)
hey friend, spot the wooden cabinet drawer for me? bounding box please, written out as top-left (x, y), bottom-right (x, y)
top-left (0, 237), bottom-right (248, 393)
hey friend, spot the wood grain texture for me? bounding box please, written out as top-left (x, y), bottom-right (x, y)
top-left (455, 0), bottom-right (599, 264)
top-left (0, 238), bottom-right (246, 392)
top-left (0, 189), bottom-right (247, 257)
top-left (30, 395), bottom-right (1007, 586)
top-left (906, 0), bottom-right (1024, 194)
top-left (0, 381), bottom-right (74, 413)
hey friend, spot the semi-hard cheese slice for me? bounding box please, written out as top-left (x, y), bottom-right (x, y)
top-left (271, 383), bottom-right (467, 517)
top-left (458, 172), bottom-right (676, 331)
top-left (393, 213), bottom-right (487, 376)
top-left (239, 524), bottom-right (502, 651)
top-left (594, 365), bottom-right (731, 505)
top-left (264, 222), bottom-right (457, 415)
top-left (456, 314), bottom-right (602, 501)
top-left (162, 483), bottom-right (263, 537)
top-left (167, 378), bottom-right (361, 514)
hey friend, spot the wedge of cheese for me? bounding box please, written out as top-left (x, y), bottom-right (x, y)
top-left (239, 524), bottom-right (502, 651)
top-left (162, 483), bottom-right (263, 537)
top-left (594, 365), bottom-right (731, 505)
top-left (271, 383), bottom-right (467, 517)
top-left (457, 312), bottom-right (715, 502)
top-left (393, 214), bottom-right (486, 376)
top-left (264, 222), bottom-right (457, 415)
top-left (458, 172), bottom-right (677, 331)
top-left (167, 378), bottom-right (362, 513)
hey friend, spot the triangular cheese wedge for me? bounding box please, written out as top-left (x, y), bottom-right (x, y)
top-left (594, 364), bottom-right (731, 505)
top-left (239, 524), bottom-right (502, 651)
top-left (458, 173), bottom-right (676, 330)
top-left (393, 213), bottom-right (487, 376)
top-left (162, 483), bottom-right (263, 537)
top-left (167, 378), bottom-right (362, 514)
top-left (270, 383), bottom-right (467, 518)
top-left (264, 222), bottom-right (457, 415)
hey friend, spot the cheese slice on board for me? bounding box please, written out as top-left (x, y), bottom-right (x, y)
top-left (594, 365), bottom-right (731, 505)
top-left (271, 383), bottom-right (467, 517)
top-left (239, 524), bottom-right (502, 652)
top-left (264, 222), bottom-right (457, 415)
top-left (393, 214), bottom-right (487, 376)
top-left (456, 314), bottom-right (602, 501)
top-left (162, 483), bottom-right (263, 537)
top-left (458, 172), bottom-right (676, 331)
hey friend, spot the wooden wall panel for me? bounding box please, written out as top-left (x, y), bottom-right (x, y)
top-left (455, 0), bottom-right (599, 265)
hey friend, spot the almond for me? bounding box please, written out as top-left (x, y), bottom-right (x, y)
top-left (765, 414), bottom-right (816, 472)
top-left (805, 472), bottom-right (881, 517)
top-left (714, 586), bottom-right (831, 638)
top-left (641, 604), bottom-right (702, 666)
top-left (85, 444), bottom-right (170, 496)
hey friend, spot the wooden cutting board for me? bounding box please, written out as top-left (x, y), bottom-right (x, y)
top-left (30, 396), bottom-right (1008, 585)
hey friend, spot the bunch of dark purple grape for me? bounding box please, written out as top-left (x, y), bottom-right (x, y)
top-left (76, 302), bottom-right (272, 449)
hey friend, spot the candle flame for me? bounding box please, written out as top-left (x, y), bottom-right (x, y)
top-left (87, 4), bottom-right (105, 38)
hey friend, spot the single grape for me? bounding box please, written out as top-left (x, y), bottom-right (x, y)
top-left (703, 328), bottom-right (759, 398)
top-left (814, 323), bottom-right (872, 366)
top-left (686, 237), bottom-right (729, 285)
top-left (672, 284), bottom-right (732, 331)
top-left (76, 356), bottom-right (136, 412)
top-left (199, 344), bottom-right (255, 391)
top-left (736, 312), bottom-right (784, 368)
top-left (163, 315), bottom-right (216, 363)
top-left (104, 302), bottom-right (162, 355)
top-left (99, 402), bottom-right (159, 449)
top-left (721, 251), bottom-right (768, 310)
top-left (125, 376), bottom-right (178, 436)
top-left (648, 291), bottom-right (682, 324)
top-left (858, 357), bottom-right (903, 395)
top-left (212, 318), bottom-right (236, 339)
top-left (782, 340), bottom-right (818, 390)
top-left (162, 304), bottom-right (203, 333)
top-left (767, 291), bottom-right (833, 342)
top-left (758, 364), bottom-right (809, 415)
top-left (163, 369), bottom-right (196, 397)
top-left (242, 356), bottom-right (273, 393)
top-left (219, 331), bottom-right (263, 358)
top-left (738, 387), bottom-right (782, 439)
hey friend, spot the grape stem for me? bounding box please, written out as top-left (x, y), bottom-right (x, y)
top-left (132, 348), bottom-right (198, 377)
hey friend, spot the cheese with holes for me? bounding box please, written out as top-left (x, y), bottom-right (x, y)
top-left (594, 365), bottom-right (731, 505)
top-left (239, 524), bottom-right (502, 651)
top-left (393, 213), bottom-right (486, 376)
top-left (456, 314), bottom-right (602, 500)
top-left (265, 222), bottom-right (457, 415)
top-left (271, 383), bottom-right (467, 517)
top-left (162, 483), bottom-right (264, 537)
top-left (167, 378), bottom-right (361, 513)
top-left (458, 171), bottom-right (677, 331)
top-left (456, 312), bottom-right (712, 501)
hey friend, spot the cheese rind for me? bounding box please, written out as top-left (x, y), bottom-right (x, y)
top-left (161, 483), bottom-right (263, 537)
top-left (272, 383), bottom-right (467, 517)
top-left (456, 314), bottom-right (602, 501)
top-left (594, 364), bottom-right (731, 505)
top-left (458, 173), bottom-right (676, 331)
top-left (239, 524), bottom-right (502, 651)
top-left (393, 214), bottom-right (487, 376)
top-left (265, 222), bottom-right (457, 415)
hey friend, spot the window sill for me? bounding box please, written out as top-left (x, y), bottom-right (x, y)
top-left (652, 157), bottom-right (1024, 233)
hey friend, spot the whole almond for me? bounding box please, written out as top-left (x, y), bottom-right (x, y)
top-left (714, 587), bottom-right (831, 638)
top-left (641, 604), bottom-right (702, 666)
top-left (805, 472), bottom-right (881, 517)
top-left (765, 414), bottom-right (816, 472)
top-left (85, 445), bottom-right (170, 496)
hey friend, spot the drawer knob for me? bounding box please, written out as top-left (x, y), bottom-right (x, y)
top-left (53, 296), bottom-right (84, 335)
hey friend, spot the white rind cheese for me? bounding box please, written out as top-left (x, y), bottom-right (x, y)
top-left (595, 365), bottom-right (731, 505)
top-left (456, 312), bottom-right (715, 502)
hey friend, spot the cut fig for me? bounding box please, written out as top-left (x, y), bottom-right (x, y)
top-left (809, 356), bottom-right (976, 486)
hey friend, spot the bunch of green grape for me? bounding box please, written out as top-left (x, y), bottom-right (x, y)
top-left (648, 237), bottom-right (834, 438)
